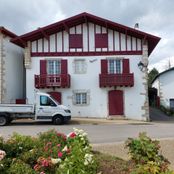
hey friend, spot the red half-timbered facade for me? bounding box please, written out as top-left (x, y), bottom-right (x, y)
top-left (11, 12), bottom-right (160, 120)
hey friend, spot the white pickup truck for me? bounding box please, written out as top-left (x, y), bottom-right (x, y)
top-left (0, 92), bottom-right (71, 126)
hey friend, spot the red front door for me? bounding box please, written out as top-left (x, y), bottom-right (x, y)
top-left (48, 92), bottom-right (62, 104)
top-left (108, 90), bottom-right (123, 115)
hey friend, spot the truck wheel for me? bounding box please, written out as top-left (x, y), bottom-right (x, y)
top-left (0, 116), bottom-right (7, 126)
top-left (53, 115), bottom-right (63, 125)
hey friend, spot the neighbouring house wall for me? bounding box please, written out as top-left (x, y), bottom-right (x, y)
top-left (153, 71), bottom-right (174, 108)
top-left (2, 36), bottom-right (24, 103)
top-left (26, 54), bottom-right (146, 120)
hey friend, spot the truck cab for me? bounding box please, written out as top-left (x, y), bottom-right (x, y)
top-left (0, 92), bottom-right (71, 126)
top-left (35, 92), bottom-right (71, 124)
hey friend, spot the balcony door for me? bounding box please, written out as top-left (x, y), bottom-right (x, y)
top-left (108, 90), bottom-right (124, 115)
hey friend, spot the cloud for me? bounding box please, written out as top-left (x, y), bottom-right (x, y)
top-left (0, 0), bottom-right (173, 71)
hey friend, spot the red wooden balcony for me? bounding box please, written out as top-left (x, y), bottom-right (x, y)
top-left (35, 74), bottom-right (70, 88)
top-left (99, 73), bottom-right (134, 87)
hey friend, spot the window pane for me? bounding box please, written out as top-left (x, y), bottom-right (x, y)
top-left (40, 96), bottom-right (49, 105)
top-left (47, 60), bottom-right (61, 74)
top-left (75, 93), bottom-right (87, 105)
top-left (82, 93), bottom-right (87, 104)
top-left (76, 93), bottom-right (81, 104)
top-left (108, 59), bottom-right (121, 74)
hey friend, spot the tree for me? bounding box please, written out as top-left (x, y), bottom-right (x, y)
top-left (148, 68), bottom-right (159, 87)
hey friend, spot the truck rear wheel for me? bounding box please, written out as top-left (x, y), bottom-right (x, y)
top-left (53, 115), bottom-right (63, 125)
top-left (0, 116), bottom-right (7, 126)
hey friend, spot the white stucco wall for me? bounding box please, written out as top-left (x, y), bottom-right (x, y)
top-left (26, 54), bottom-right (146, 120)
top-left (3, 38), bottom-right (24, 103)
top-left (152, 70), bottom-right (174, 108)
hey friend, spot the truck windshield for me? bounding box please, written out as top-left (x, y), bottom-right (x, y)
top-left (40, 96), bottom-right (57, 106)
top-left (49, 96), bottom-right (60, 105)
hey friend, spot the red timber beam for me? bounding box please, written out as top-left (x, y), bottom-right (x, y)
top-left (38, 27), bottom-right (49, 40)
top-left (63, 22), bottom-right (69, 33)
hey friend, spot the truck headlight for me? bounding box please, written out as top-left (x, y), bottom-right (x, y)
top-left (64, 109), bottom-right (71, 113)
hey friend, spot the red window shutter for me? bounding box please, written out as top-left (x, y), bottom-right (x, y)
top-left (95, 33), bottom-right (108, 48)
top-left (69, 34), bottom-right (83, 48)
top-left (101, 59), bottom-right (108, 74)
top-left (61, 59), bottom-right (67, 74)
top-left (123, 59), bottom-right (130, 74)
top-left (40, 60), bottom-right (47, 74)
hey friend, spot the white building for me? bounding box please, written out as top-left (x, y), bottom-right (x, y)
top-left (152, 67), bottom-right (174, 110)
top-left (11, 12), bottom-right (160, 121)
top-left (0, 27), bottom-right (24, 104)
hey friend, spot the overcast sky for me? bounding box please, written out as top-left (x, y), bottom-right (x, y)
top-left (0, 0), bottom-right (173, 72)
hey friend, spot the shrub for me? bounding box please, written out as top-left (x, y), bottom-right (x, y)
top-left (125, 132), bottom-right (173, 174)
top-left (8, 159), bottom-right (36, 174)
top-left (0, 128), bottom-right (97, 174)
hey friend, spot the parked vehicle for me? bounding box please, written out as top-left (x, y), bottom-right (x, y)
top-left (0, 92), bottom-right (71, 126)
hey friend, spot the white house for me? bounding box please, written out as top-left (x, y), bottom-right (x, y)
top-left (11, 12), bottom-right (160, 121)
top-left (152, 67), bottom-right (174, 110)
top-left (0, 27), bottom-right (24, 104)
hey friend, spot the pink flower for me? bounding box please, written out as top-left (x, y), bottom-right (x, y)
top-left (57, 144), bottom-right (61, 147)
top-left (34, 164), bottom-right (40, 171)
top-left (69, 132), bottom-right (76, 138)
top-left (58, 152), bottom-right (63, 158)
top-left (41, 159), bottom-right (49, 167)
top-left (40, 172), bottom-right (45, 174)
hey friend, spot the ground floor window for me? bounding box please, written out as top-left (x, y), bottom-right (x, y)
top-left (73, 90), bottom-right (90, 106)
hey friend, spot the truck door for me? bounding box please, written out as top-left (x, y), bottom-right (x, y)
top-left (35, 95), bottom-right (57, 120)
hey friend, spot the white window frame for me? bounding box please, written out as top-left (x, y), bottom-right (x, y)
top-left (73, 59), bottom-right (87, 74)
top-left (47, 59), bottom-right (61, 75)
top-left (107, 58), bottom-right (123, 74)
top-left (73, 90), bottom-right (90, 106)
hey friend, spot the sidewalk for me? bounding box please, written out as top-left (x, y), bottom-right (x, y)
top-left (92, 138), bottom-right (174, 169)
top-left (71, 117), bottom-right (150, 125)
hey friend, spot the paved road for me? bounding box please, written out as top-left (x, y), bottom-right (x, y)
top-left (1, 121), bottom-right (174, 144)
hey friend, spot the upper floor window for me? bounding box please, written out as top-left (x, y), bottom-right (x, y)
top-left (47, 60), bottom-right (61, 75)
top-left (95, 33), bottom-right (108, 48)
top-left (69, 34), bottom-right (83, 48)
top-left (108, 59), bottom-right (122, 74)
top-left (74, 59), bottom-right (87, 74)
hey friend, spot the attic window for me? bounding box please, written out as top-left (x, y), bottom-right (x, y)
top-left (95, 33), bottom-right (108, 48)
top-left (69, 34), bottom-right (83, 48)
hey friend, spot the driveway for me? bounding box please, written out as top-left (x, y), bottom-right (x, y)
top-left (150, 107), bottom-right (174, 122)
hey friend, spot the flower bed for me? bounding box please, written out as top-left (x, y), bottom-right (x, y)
top-left (0, 128), bottom-right (97, 174)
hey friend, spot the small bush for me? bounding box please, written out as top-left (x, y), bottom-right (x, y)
top-left (125, 132), bottom-right (173, 174)
top-left (0, 128), bottom-right (97, 174)
top-left (8, 159), bottom-right (35, 174)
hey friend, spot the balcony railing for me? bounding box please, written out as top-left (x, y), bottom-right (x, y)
top-left (99, 73), bottom-right (134, 87)
top-left (35, 74), bottom-right (70, 88)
